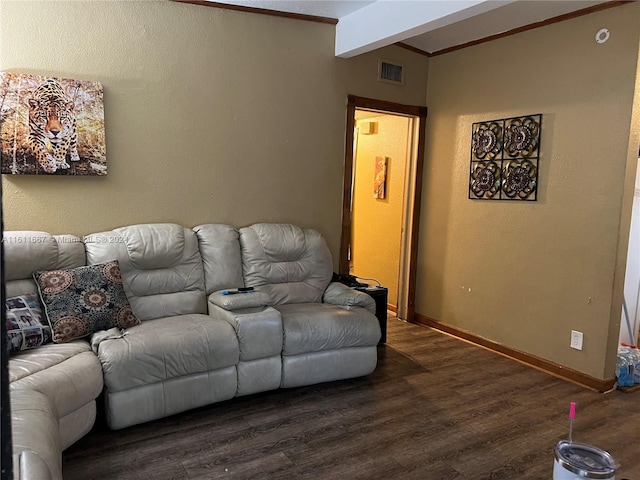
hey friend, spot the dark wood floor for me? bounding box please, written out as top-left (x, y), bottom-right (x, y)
top-left (63, 317), bottom-right (640, 480)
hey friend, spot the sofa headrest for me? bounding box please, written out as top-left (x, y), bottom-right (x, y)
top-left (3, 231), bottom-right (85, 281)
top-left (252, 224), bottom-right (307, 262)
top-left (112, 223), bottom-right (185, 270)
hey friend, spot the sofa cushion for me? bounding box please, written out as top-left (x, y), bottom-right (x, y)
top-left (239, 224), bottom-right (333, 305)
top-left (93, 314), bottom-right (239, 393)
top-left (9, 341), bottom-right (104, 419)
top-left (5, 293), bottom-right (51, 354)
top-left (9, 341), bottom-right (93, 382)
top-left (277, 303), bottom-right (381, 356)
top-left (84, 224), bottom-right (207, 321)
top-left (33, 260), bottom-right (140, 343)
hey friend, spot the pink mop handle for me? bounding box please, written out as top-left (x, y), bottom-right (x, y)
top-left (569, 402), bottom-right (576, 442)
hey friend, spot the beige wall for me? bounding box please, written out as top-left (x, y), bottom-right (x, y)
top-left (419, 3), bottom-right (640, 380)
top-left (351, 114), bottom-right (410, 304)
top-left (0, 0), bottom-right (429, 265)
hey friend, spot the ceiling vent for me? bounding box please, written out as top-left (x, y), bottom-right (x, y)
top-left (378, 59), bottom-right (404, 85)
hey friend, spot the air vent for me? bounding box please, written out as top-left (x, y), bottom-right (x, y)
top-left (378, 59), bottom-right (404, 85)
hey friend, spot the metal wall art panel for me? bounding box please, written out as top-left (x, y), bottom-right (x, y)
top-left (469, 114), bottom-right (541, 201)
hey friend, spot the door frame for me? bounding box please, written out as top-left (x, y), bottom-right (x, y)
top-left (339, 95), bottom-right (427, 322)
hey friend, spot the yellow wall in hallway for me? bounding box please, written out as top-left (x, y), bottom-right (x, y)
top-left (351, 114), bottom-right (410, 305)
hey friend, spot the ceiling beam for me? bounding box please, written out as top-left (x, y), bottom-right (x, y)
top-left (335, 0), bottom-right (518, 58)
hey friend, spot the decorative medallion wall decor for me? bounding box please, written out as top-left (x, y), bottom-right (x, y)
top-left (469, 114), bottom-right (541, 201)
top-left (0, 72), bottom-right (106, 175)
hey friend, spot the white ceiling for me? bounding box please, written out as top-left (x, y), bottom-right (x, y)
top-left (206, 0), bottom-right (612, 56)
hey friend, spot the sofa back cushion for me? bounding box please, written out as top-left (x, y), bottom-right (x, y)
top-left (3, 231), bottom-right (86, 297)
top-left (193, 224), bottom-right (244, 295)
top-left (239, 224), bottom-right (333, 305)
top-left (84, 224), bottom-right (206, 321)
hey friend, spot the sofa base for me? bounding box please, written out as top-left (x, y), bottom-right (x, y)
top-left (281, 346), bottom-right (378, 388)
top-left (236, 356), bottom-right (282, 396)
top-left (17, 450), bottom-right (54, 480)
top-left (59, 401), bottom-right (96, 450)
top-left (105, 366), bottom-right (238, 430)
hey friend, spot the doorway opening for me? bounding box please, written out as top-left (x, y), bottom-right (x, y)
top-left (620, 148), bottom-right (640, 347)
top-left (340, 95), bottom-right (427, 322)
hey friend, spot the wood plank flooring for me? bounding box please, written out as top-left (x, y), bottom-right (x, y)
top-left (62, 318), bottom-right (640, 479)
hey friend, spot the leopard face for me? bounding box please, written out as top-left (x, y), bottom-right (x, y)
top-left (26, 79), bottom-right (80, 173)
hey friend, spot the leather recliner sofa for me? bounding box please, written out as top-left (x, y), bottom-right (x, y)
top-left (4, 223), bottom-right (381, 480)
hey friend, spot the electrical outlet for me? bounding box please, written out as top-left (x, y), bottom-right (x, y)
top-left (570, 330), bottom-right (584, 350)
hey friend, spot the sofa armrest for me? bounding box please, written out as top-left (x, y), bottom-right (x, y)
top-left (18, 450), bottom-right (54, 480)
top-left (11, 390), bottom-right (61, 480)
top-left (208, 290), bottom-right (271, 311)
top-left (90, 328), bottom-right (129, 354)
top-left (323, 282), bottom-right (376, 314)
top-left (208, 303), bottom-right (282, 362)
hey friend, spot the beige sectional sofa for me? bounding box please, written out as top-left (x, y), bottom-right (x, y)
top-left (5, 232), bottom-right (104, 480)
top-left (4, 223), bottom-right (381, 480)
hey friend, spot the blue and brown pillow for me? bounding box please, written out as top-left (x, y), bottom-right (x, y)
top-left (33, 260), bottom-right (140, 343)
top-left (5, 292), bottom-right (51, 354)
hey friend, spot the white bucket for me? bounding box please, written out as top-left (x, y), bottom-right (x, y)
top-left (553, 441), bottom-right (617, 479)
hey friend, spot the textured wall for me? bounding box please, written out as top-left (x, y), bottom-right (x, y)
top-left (419, 3), bottom-right (640, 380)
top-left (0, 0), bottom-right (429, 263)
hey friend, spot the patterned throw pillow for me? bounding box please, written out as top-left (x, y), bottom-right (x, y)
top-left (5, 292), bottom-right (52, 354)
top-left (33, 260), bottom-right (140, 343)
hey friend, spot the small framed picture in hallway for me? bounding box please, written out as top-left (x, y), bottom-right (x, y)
top-left (374, 156), bottom-right (388, 199)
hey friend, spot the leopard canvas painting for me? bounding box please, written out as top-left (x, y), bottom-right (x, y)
top-left (0, 72), bottom-right (106, 175)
